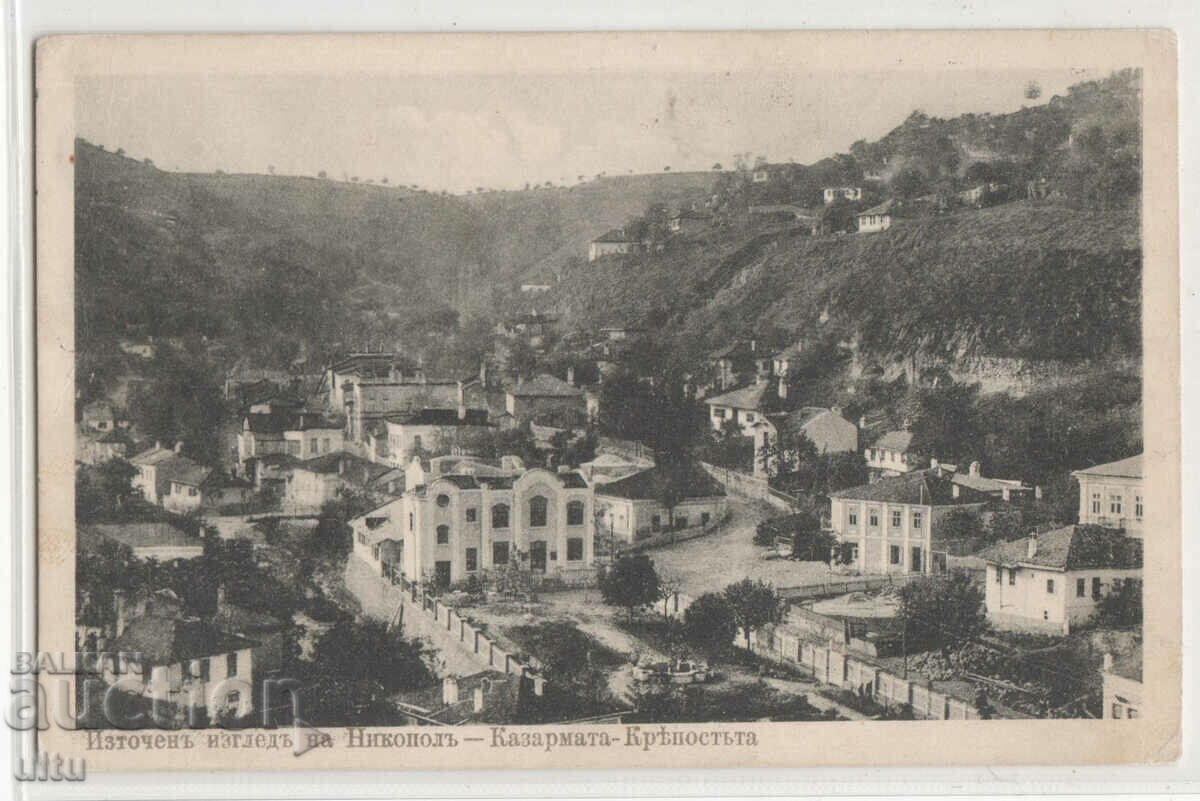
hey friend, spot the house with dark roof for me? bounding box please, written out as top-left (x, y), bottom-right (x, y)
top-left (129, 443), bottom-right (209, 507)
top-left (348, 464), bottom-right (596, 590)
top-left (588, 228), bottom-right (641, 261)
top-left (77, 428), bottom-right (131, 465)
top-left (856, 199), bottom-right (895, 233)
top-left (979, 525), bottom-right (1143, 634)
top-left (236, 410), bottom-right (345, 474)
top-left (595, 462), bottom-right (727, 544)
top-left (668, 208), bottom-right (711, 234)
top-left (105, 614), bottom-right (257, 721)
top-left (504, 374), bottom-right (586, 425)
top-left (282, 451), bottom-right (391, 513)
top-left (381, 407), bottom-right (492, 468)
top-left (830, 470), bottom-right (992, 575)
top-left (86, 522), bottom-right (205, 562)
top-left (1072, 453), bottom-right (1144, 538)
top-left (162, 461), bottom-right (215, 514)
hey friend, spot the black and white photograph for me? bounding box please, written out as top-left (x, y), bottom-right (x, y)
top-left (30, 31), bottom-right (1179, 772)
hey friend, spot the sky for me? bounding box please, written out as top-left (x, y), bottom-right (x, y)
top-left (77, 67), bottom-right (1108, 193)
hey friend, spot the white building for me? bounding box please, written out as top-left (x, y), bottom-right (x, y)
top-left (350, 464), bottom-right (596, 588)
top-left (588, 229), bottom-right (640, 261)
top-left (595, 463), bottom-right (727, 544)
top-left (1072, 454), bottom-right (1143, 538)
top-left (85, 522), bottom-right (205, 562)
top-left (829, 470), bottom-right (991, 575)
top-left (381, 408), bottom-right (491, 467)
top-left (823, 186), bottom-right (862, 204)
top-left (979, 526), bottom-right (1143, 635)
top-left (1102, 650), bottom-right (1143, 719)
top-left (864, 430), bottom-right (916, 478)
top-left (855, 199), bottom-right (894, 233)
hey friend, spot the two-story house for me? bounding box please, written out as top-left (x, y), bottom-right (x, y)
top-left (829, 470), bottom-right (991, 575)
top-left (381, 407), bottom-right (492, 467)
top-left (979, 525), bottom-right (1143, 634)
top-left (864, 430), bottom-right (917, 479)
top-left (504, 374), bottom-right (586, 425)
top-left (235, 410), bottom-right (345, 474)
top-left (130, 443), bottom-right (209, 507)
top-left (349, 463), bottom-right (595, 588)
top-left (1072, 454), bottom-right (1143, 538)
top-left (282, 451), bottom-right (390, 513)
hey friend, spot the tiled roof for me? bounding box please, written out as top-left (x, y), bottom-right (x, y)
top-left (87, 522), bottom-right (201, 552)
top-left (386, 408), bottom-right (491, 427)
top-left (557, 471), bottom-right (589, 489)
top-left (704, 381), bottom-right (772, 411)
top-left (857, 199), bottom-right (896, 217)
top-left (872, 430), bottom-right (914, 452)
top-left (597, 462), bottom-right (725, 501)
top-left (112, 615), bottom-right (258, 666)
top-left (244, 411), bottom-right (343, 434)
top-left (129, 446), bottom-right (177, 466)
top-left (166, 461), bottom-right (213, 488)
top-left (830, 469), bottom-right (991, 506)
top-left (978, 525), bottom-right (1143, 571)
top-left (591, 228), bottom-right (637, 244)
top-left (770, 407), bottom-right (838, 439)
top-left (294, 452), bottom-right (391, 483)
top-left (1072, 454), bottom-right (1143, 480)
top-left (771, 343), bottom-right (806, 361)
top-left (507, 374), bottom-right (584, 398)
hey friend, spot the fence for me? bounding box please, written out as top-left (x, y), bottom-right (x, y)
top-left (373, 562), bottom-right (543, 682)
top-left (747, 624), bottom-right (983, 720)
top-left (776, 573), bottom-right (920, 601)
top-left (624, 510), bottom-right (732, 553)
top-left (697, 461), bottom-right (801, 512)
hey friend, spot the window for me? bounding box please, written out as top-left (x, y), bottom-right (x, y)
top-left (322, 438), bottom-right (330, 453)
top-left (226, 690), bottom-right (241, 709)
top-left (1093, 577), bottom-right (1103, 598)
top-left (567, 538), bottom-right (584, 561)
top-left (1109, 494), bottom-right (1122, 515)
top-left (745, 413), bottom-right (755, 423)
top-left (436, 525), bottom-right (449, 544)
top-left (1135, 496), bottom-right (1144, 519)
top-left (912, 512), bottom-right (922, 530)
top-left (465, 548), bottom-right (478, 572)
top-left (188, 487), bottom-right (198, 497)
top-left (1043, 610), bottom-right (1049, 620)
top-left (357, 532), bottom-right (366, 545)
top-left (491, 504), bottom-right (510, 529)
top-left (529, 496), bottom-right (548, 527)
top-left (1077, 578), bottom-right (1087, 597)
top-left (465, 507), bottom-right (477, 523)
top-left (868, 509), bottom-right (879, 527)
top-left (226, 652), bottom-right (238, 677)
top-left (911, 547), bottom-right (922, 571)
top-left (408, 512), bottom-right (414, 531)
top-left (567, 500), bottom-right (585, 526)
top-left (890, 510), bottom-right (901, 528)
top-left (889, 545), bottom-right (900, 565)
top-left (492, 541), bottom-right (509, 565)
top-left (190, 658), bottom-right (210, 681)
top-left (651, 515), bottom-right (661, 532)
top-left (1127, 707), bottom-right (1139, 719)
top-left (1091, 492), bottom-right (1101, 514)
top-left (701, 512), bottom-right (711, 526)
top-left (436, 493), bottom-right (450, 508)
top-left (308, 438), bottom-right (318, 455)
top-left (1112, 703), bottom-right (1124, 719)
top-left (372, 544), bottom-right (380, 559)
top-left (995, 566), bottom-right (1002, 584)
top-left (848, 510), bottom-right (857, 526)
top-left (1009, 569), bottom-right (1016, 586)
top-left (1046, 579), bottom-right (1055, 594)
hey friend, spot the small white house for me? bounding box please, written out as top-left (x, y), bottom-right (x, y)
top-left (823, 186), bottom-right (862, 204)
top-left (595, 463), bottom-right (727, 544)
top-left (856, 199), bottom-right (894, 233)
top-left (979, 525), bottom-right (1143, 635)
top-left (1072, 454), bottom-right (1143, 538)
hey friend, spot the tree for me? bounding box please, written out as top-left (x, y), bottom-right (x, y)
top-left (1096, 578), bottom-right (1142, 627)
top-left (898, 570), bottom-right (988, 658)
top-left (786, 511), bottom-right (836, 563)
top-left (891, 166), bottom-right (929, 199)
top-left (683, 593), bottom-right (737, 658)
top-left (76, 460), bottom-right (139, 522)
top-left (937, 507), bottom-right (984, 554)
top-left (723, 578), bottom-right (781, 650)
top-left (599, 554), bottom-right (661, 622)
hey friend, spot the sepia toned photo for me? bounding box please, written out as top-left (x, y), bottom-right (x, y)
top-left (31, 31), bottom-right (1179, 773)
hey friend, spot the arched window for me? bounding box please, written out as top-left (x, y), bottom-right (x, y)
top-left (491, 503), bottom-right (510, 529)
top-left (566, 500), bottom-right (585, 526)
top-left (529, 496), bottom-right (548, 527)
top-left (436, 525), bottom-right (450, 544)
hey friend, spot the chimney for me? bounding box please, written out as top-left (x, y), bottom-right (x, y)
top-left (479, 361), bottom-right (488, 387)
top-left (473, 686), bottom-right (485, 713)
top-left (1034, 485), bottom-right (1043, 500)
top-left (1103, 652), bottom-right (1114, 673)
top-left (930, 457), bottom-right (939, 470)
top-left (174, 441), bottom-right (184, 454)
top-left (457, 381), bottom-right (467, 421)
top-left (567, 366), bottom-right (575, 386)
top-left (778, 380), bottom-right (788, 400)
top-left (443, 676), bottom-right (459, 705)
top-left (338, 458), bottom-right (346, 475)
top-left (951, 483), bottom-right (960, 498)
top-left (531, 673), bottom-right (545, 697)
top-left (154, 440), bottom-right (162, 451)
top-left (858, 416), bottom-right (866, 429)
top-left (1027, 534), bottom-right (1038, 559)
top-left (969, 460), bottom-right (981, 477)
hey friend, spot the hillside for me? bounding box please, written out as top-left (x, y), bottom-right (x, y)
top-left (542, 200), bottom-right (1140, 375)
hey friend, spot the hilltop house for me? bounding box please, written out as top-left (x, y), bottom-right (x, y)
top-left (751, 168), bottom-right (771, 183)
top-left (86, 522), bottom-right (204, 562)
top-left (669, 209), bottom-right (711, 234)
top-left (864, 430), bottom-right (917, 479)
top-left (706, 340), bottom-right (766, 392)
top-left (588, 229), bottom-right (641, 261)
top-left (235, 410), bottom-right (345, 475)
top-left (105, 614), bottom-right (256, 722)
top-left (162, 462), bottom-right (214, 514)
top-left (130, 443), bottom-right (206, 506)
top-left (704, 377), bottom-right (790, 438)
top-left (118, 338), bottom-right (156, 359)
top-left (829, 470), bottom-right (992, 575)
top-left (856, 199), bottom-right (894, 233)
top-left (595, 462), bottom-right (727, 544)
top-left (823, 186), bottom-right (863, 204)
top-left (1072, 454), bottom-right (1143, 538)
top-left (82, 399), bottom-right (120, 432)
top-left (349, 463), bottom-right (596, 588)
top-left (504, 374), bottom-right (586, 425)
top-left (979, 526), bottom-right (1143, 635)
top-left (495, 312), bottom-right (557, 348)
top-left (324, 356), bottom-right (464, 445)
top-left (931, 459), bottom-right (1035, 503)
top-left (77, 429), bottom-right (131, 465)
top-left (763, 407), bottom-right (859, 462)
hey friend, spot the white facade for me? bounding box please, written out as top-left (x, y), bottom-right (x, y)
top-left (596, 496), bottom-right (724, 544)
top-left (104, 643), bottom-right (255, 717)
top-left (856, 211), bottom-right (892, 233)
top-left (983, 561), bottom-right (1140, 635)
top-left (829, 497), bottom-right (937, 575)
top-left (823, 186), bottom-right (862, 203)
top-left (1103, 666), bottom-right (1143, 719)
top-left (1074, 457), bottom-right (1144, 537)
top-left (164, 479), bottom-right (204, 514)
top-left (351, 468), bottom-right (595, 588)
